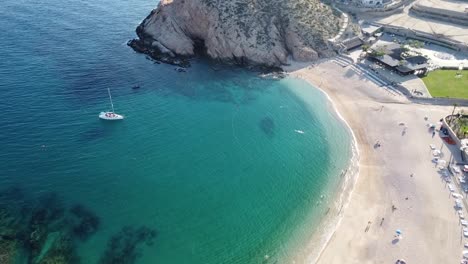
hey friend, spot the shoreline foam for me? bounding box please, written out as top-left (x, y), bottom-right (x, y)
top-left (285, 74), bottom-right (361, 264)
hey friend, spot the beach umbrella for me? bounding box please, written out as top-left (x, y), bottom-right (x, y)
top-left (396, 229), bottom-right (402, 235)
top-left (463, 250), bottom-right (468, 258)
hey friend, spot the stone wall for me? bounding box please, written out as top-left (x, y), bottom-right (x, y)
top-left (380, 25), bottom-right (468, 52)
top-left (411, 4), bottom-right (468, 26)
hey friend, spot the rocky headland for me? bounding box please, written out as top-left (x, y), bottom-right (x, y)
top-left (129, 0), bottom-right (341, 67)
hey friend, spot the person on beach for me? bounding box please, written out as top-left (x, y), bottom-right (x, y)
top-left (365, 221), bottom-right (372, 232)
top-left (375, 140), bottom-right (381, 148)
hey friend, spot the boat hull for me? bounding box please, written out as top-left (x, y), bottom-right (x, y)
top-left (99, 112), bottom-right (124, 120)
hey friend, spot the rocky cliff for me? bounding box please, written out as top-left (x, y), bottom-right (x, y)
top-left (130, 0), bottom-right (341, 67)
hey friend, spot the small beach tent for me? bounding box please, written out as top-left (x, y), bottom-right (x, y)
top-left (463, 250), bottom-right (468, 258)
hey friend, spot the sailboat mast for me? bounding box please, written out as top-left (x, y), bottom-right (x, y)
top-left (107, 88), bottom-right (115, 113)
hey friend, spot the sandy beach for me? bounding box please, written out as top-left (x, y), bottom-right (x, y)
top-left (286, 60), bottom-right (465, 263)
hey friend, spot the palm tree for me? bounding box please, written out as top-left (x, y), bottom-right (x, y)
top-left (452, 103), bottom-right (459, 116)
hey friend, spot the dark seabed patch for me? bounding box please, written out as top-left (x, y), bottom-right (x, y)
top-left (99, 225), bottom-right (157, 264)
top-left (0, 186), bottom-right (157, 264)
top-left (259, 117), bottom-right (275, 138)
top-left (70, 204), bottom-right (100, 241)
top-left (79, 126), bottom-right (109, 142)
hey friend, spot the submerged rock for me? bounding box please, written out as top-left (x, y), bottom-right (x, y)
top-left (26, 193), bottom-right (68, 259)
top-left (36, 233), bottom-right (80, 264)
top-left (130, 0), bottom-right (341, 67)
top-left (0, 188), bottom-right (101, 264)
top-left (259, 117), bottom-right (275, 137)
top-left (0, 239), bottom-right (17, 264)
top-left (99, 226), bottom-right (157, 264)
top-left (70, 204), bottom-right (100, 241)
top-left (0, 187), bottom-right (162, 264)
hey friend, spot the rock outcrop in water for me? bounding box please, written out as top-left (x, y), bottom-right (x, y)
top-left (99, 226), bottom-right (157, 264)
top-left (129, 0), bottom-right (341, 67)
top-left (0, 186), bottom-right (158, 264)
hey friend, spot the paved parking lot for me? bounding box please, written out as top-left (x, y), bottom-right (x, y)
top-left (366, 3), bottom-right (468, 43)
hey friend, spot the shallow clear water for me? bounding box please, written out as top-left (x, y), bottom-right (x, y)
top-left (0, 0), bottom-right (352, 263)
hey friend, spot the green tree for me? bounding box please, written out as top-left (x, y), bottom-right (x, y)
top-left (371, 47), bottom-right (386, 57)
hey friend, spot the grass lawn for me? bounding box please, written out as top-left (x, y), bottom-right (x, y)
top-left (421, 70), bottom-right (468, 99)
top-left (461, 124), bottom-right (468, 135)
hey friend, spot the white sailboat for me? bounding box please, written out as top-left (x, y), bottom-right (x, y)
top-left (99, 88), bottom-right (124, 120)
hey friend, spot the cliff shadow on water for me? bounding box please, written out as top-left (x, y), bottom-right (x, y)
top-left (155, 61), bottom-right (289, 106)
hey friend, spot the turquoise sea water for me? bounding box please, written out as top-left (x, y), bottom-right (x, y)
top-left (0, 0), bottom-right (352, 263)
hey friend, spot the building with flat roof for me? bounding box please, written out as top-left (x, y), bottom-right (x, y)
top-left (368, 43), bottom-right (429, 75)
top-left (341, 36), bottom-right (365, 51)
top-left (359, 0), bottom-right (393, 7)
top-left (361, 24), bottom-right (382, 36)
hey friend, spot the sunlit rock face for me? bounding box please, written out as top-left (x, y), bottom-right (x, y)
top-left (133, 0), bottom-right (341, 67)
